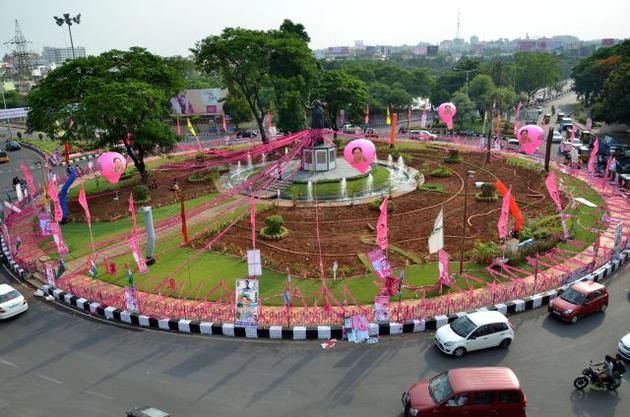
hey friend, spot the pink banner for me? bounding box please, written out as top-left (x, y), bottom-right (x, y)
top-left (250, 191), bottom-right (256, 248)
top-left (545, 171), bottom-right (563, 212)
top-left (129, 193), bottom-right (137, 235)
top-left (588, 137), bottom-right (599, 173)
top-left (376, 197), bottom-right (388, 250)
top-left (438, 249), bottom-right (452, 286)
top-left (602, 156), bottom-right (615, 189)
top-left (50, 222), bottom-right (69, 256)
top-left (498, 187), bottom-right (512, 239)
top-left (368, 247), bottom-right (392, 280)
top-left (570, 124), bottom-right (576, 140)
top-left (47, 182), bottom-right (63, 222)
top-left (78, 185), bottom-right (91, 225)
top-left (128, 234), bottom-right (148, 273)
top-left (19, 162), bottom-right (36, 197)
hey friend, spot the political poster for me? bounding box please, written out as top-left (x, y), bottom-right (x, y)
top-left (367, 247), bottom-right (392, 279)
top-left (170, 89), bottom-right (227, 115)
top-left (235, 279), bottom-right (259, 327)
top-left (44, 263), bottom-right (55, 286)
top-left (38, 211), bottom-right (52, 236)
top-left (374, 295), bottom-right (391, 323)
top-left (613, 222), bottom-right (624, 257)
top-left (124, 287), bottom-right (139, 312)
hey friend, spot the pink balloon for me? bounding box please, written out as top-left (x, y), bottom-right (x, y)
top-left (97, 151), bottom-right (127, 184)
top-left (438, 102), bottom-right (457, 130)
top-left (343, 139), bottom-right (376, 174)
top-left (517, 125), bottom-right (544, 155)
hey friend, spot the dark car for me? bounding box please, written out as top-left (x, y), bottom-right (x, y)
top-left (235, 129), bottom-right (256, 138)
top-left (5, 141), bottom-right (21, 151)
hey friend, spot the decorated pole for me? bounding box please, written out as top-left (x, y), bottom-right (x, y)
top-left (140, 206), bottom-right (156, 265)
top-left (389, 113), bottom-right (398, 148)
top-left (180, 193), bottom-right (188, 245)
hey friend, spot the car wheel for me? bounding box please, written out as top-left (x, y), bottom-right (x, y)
top-left (499, 338), bottom-right (512, 349)
top-left (453, 347), bottom-right (466, 358)
top-left (600, 304), bottom-right (607, 312)
top-left (570, 315), bottom-right (579, 324)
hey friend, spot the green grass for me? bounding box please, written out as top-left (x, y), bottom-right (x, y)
top-left (21, 139), bottom-right (92, 155)
top-left (559, 172), bottom-right (604, 249)
top-left (286, 165), bottom-right (391, 197)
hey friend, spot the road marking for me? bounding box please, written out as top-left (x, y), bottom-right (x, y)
top-left (37, 374), bottom-right (63, 385)
top-left (0, 358), bottom-right (18, 368)
top-left (84, 390), bottom-right (114, 400)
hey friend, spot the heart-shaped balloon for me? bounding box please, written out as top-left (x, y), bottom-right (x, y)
top-left (344, 139), bottom-right (376, 174)
top-left (97, 151), bottom-right (127, 184)
top-left (517, 125), bottom-right (544, 155)
top-left (438, 102), bottom-right (457, 130)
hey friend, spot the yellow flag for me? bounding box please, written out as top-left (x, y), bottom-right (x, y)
top-left (55, 120), bottom-right (65, 137)
top-left (386, 107), bottom-right (391, 125)
top-left (186, 118), bottom-right (196, 136)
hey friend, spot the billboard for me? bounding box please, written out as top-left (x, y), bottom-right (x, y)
top-left (169, 89), bottom-right (226, 115)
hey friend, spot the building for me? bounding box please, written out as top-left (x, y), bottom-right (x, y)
top-left (42, 46), bottom-right (86, 64)
top-left (426, 45), bottom-right (439, 57)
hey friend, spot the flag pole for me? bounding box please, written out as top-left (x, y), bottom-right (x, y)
top-left (87, 221), bottom-right (96, 256)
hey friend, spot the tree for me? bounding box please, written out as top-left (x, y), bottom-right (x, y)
top-left (27, 48), bottom-right (183, 182)
top-left (488, 87), bottom-right (516, 114)
top-left (591, 62), bottom-right (630, 124)
top-left (451, 88), bottom-right (476, 130)
top-left (0, 88), bottom-right (28, 108)
top-left (222, 92), bottom-right (253, 128)
top-left (314, 70), bottom-right (368, 131)
top-left (193, 26), bottom-right (318, 143)
top-left (514, 52), bottom-right (560, 98)
top-left (279, 19), bottom-right (310, 43)
top-left (468, 74), bottom-right (495, 115)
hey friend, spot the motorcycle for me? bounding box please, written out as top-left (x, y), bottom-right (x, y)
top-left (574, 361), bottom-right (621, 391)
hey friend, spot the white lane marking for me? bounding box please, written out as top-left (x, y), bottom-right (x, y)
top-left (0, 358), bottom-right (18, 368)
top-left (84, 390), bottom-right (114, 400)
top-left (37, 374), bottom-right (63, 385)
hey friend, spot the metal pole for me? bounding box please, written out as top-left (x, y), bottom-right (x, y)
top-left (459, 175), bottom-right (470, 275)
top-left (0, 86), bottom-right (13, 140)
top-left (67, 24), bottom-right (76, 59)
top-left (544, 127), bottom-right (553, 172)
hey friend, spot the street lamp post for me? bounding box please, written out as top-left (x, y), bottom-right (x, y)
top-left (53, 13), bottom-right (81, 60)
top-left (0, 84), bottom-right (13, 140)
top-left (459, 170), bottom-right (475, 275)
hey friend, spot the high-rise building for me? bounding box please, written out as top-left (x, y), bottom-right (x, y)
top-left (470, 35), bottom-right (479, 45)
top-left (42, 46), bottom-right (86, 64)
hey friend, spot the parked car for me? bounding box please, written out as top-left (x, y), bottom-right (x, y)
top-left (5, 141), bottom-right (21, 151)
top-left (235, 129), bottom-right (256, 138)
top-left (401, 367), bottom-right (527, 417)
top-left (0, 284), bottom-right (29, 320)
top-left (434, 311), bottom-right (515, 357)
top-left (0, 150), bottom-right (9, 163)
top-left (618, 333), bottom-right (630, 361)
top-left (409, 130), bottom-right (436, 141)
top-left (548, 280), bottom-right (608, 323)
top-left (552, 131), bottom-right (563, 143)
top-left (342, 124), bottom-right (360, 134)
top-left (364, 128), bottom-right (379, 138)
top-left (506, 138), bottom-right (521, 151)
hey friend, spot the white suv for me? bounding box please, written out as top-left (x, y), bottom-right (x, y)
top-left (434, 311), bottom-right (514, 357)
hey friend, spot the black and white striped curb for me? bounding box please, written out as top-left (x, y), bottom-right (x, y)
top-left (38, 250), bottom-right (628, 340)
top-left (1, 231), bottom-right (28, 279)
top-left (57, 152), bottom-right (101, 167)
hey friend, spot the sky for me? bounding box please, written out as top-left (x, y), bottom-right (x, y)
top-left (2, 0), bottom-right (629, 57)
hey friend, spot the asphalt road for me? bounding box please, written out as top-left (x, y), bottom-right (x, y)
top-left (1, 265), bottom-right (628, 417)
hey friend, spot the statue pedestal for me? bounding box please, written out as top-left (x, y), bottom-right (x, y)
top-left (303, 144), bottom-right (336, 172)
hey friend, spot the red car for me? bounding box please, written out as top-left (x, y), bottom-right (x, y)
top-left (402, 367), bottom-right (527, 417)
top-left (548, 280), bottom-right (608, 323)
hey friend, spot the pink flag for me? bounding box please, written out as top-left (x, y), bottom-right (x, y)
top-left (176, 117), bottom-right (182, 137)
top-left (513, 101), bottom-right (522, 136)
top-left (50, 222), bottom-right (69, 256)
top-left (47, 182), bottom-right (63, 222)
top-left (438, 249), bottom-right (452, 286)
top-left (545, 171), bottom-right (563, 212)
top-left (570, 124), bottom-right (576, 141)
top-left (250, 192), bottom-right (256, 248)
top-left (128, 234), bottom-right (148, 273)
top-left (588, 137), bottom-right (599, 173)
top-left (376, 197), bottom-right (389, 250)
top-left (602, 156), bottom-right (615, 189)
top-left (498, 187), bottom-right (512, 240)
top-left (78, 185), bottom-right (91, 225)
top-left (222, 116), bottom-right (228, 132)
top-left (19, 162), bottom-right (36, 197)
top-left (129, 193), bottom-right (137, 236)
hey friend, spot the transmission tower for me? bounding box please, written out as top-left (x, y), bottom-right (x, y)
top-left (456, 9), bottom-right (461, 40)
top-left (3, 20), bottom-right (33, 79)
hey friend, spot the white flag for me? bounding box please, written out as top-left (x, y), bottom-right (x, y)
top-left (428, 209), bottom-right (444, 254)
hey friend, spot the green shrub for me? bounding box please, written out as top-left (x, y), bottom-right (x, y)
top-left (420, 183), bottom-right (443, 192)
top-left (132, 185), bottom-right (150, 202)
top-left (429, 166), bottom-right (452, 178)
top-left (444, 149), bottom-right (462, 163)
top-left (194, 151), bottom-right (207, 162)
top-left (467, 240), bottom-right (501, 264)
top-left (480, 183), bottom-right (496, 198)
top-left (368, 197), bottom-right (395, 213)
top-left (264, 215), bottom-right (284, 235)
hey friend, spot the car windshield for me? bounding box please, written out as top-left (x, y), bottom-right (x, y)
top-left (450, 316), bottom-right (476, 337)
top-left (0, 290), bottom-right (20, 303)
top-left (428, 372), bottom-right (454, 404)
top-left (560, 288), bottom-right (585, 305)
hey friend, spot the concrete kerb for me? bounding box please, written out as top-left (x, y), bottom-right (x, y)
top-left (36, 250), bottom-right (628, 341)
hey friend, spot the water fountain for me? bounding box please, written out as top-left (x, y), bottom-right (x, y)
top-left (397, 156), bottom-right (405, 171)
top-left (366, 173), bottom-right (374, 194)
top-left (340, 177), bottom-right (347, 199)
top-left (387, 154), bottom-right (393, 167)
top-left (247, 153), bottom-right (253, 170)
top-left (307, 181), bottom-right (314, 201)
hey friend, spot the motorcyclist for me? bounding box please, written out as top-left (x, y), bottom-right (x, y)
top-left (595, 355), bottom-right (616, 384)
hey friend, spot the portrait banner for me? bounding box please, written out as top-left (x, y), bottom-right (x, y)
top-left (235, 279), bottom-right (259, 327)
top-left (124, 287), bottom-right (139, 312)
top-left (367, 247), bottom-right (393, 280)
top-left (374, 295), bottom-right (391, 323)
top-left (50, 221), bottom-right (69, 256)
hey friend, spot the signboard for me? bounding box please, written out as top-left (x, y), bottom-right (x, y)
top-left (374, 295), bottom-right (391, 323)
top-left (613, 222), bottom-right (624, 257)
top-left (44, 263), bottom-right (55, 286)
top-left (169, 89), bottom-right (226, 115)
top-left (247, 249), bottom-right (262, 276)
top-left (0, 107), bottom-right (29, 120)
top-left (124, 287), bottom-right (139, 312)
top-left (235, 279), bottom-right (259, 327)
top-left (367, 247), bottom-right (392, 279)
top-left (38, 211), bottom-right (52, 236)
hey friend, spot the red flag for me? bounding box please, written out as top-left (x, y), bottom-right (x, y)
top-left (495, 179), bottom-right (523, 232)
top-left (364, 103), bottom-right (369, 124)
top-left (545, 171), bottom-right (563, 212)
top-left (176, 117), bottom-right (182, 137)
top-left (376, 197), bottom-right (389, 250)
top-left (498, 187), bottom-right (512, 240)
top-left (250, 192), bottom-right (256, 248)
top-left (64, 142), bottom-right (71, 165)
top-left (78, 185), bottom-right (91, 225)
top-left (588, 137), bottom-right (599, 173)
top-left (438, 249), bottom-right (452, 286)
top-left (47, 182), bottom-right (63, 222)
top-left (129, 193), bottom-right (137, 236)
top-left (19, 161), bottom-right (36, 197)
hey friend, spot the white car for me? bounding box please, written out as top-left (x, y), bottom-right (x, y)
top-left (0, 284), bottom-right (28, 319)
top-left (434, 311), bottom-right (515, 357)
top-left (409, 130), bottom-right (436, 141)
top-left (552, 131), bottom-right (563, 143)
top-left (618, 333), bottom-right (630, 361)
